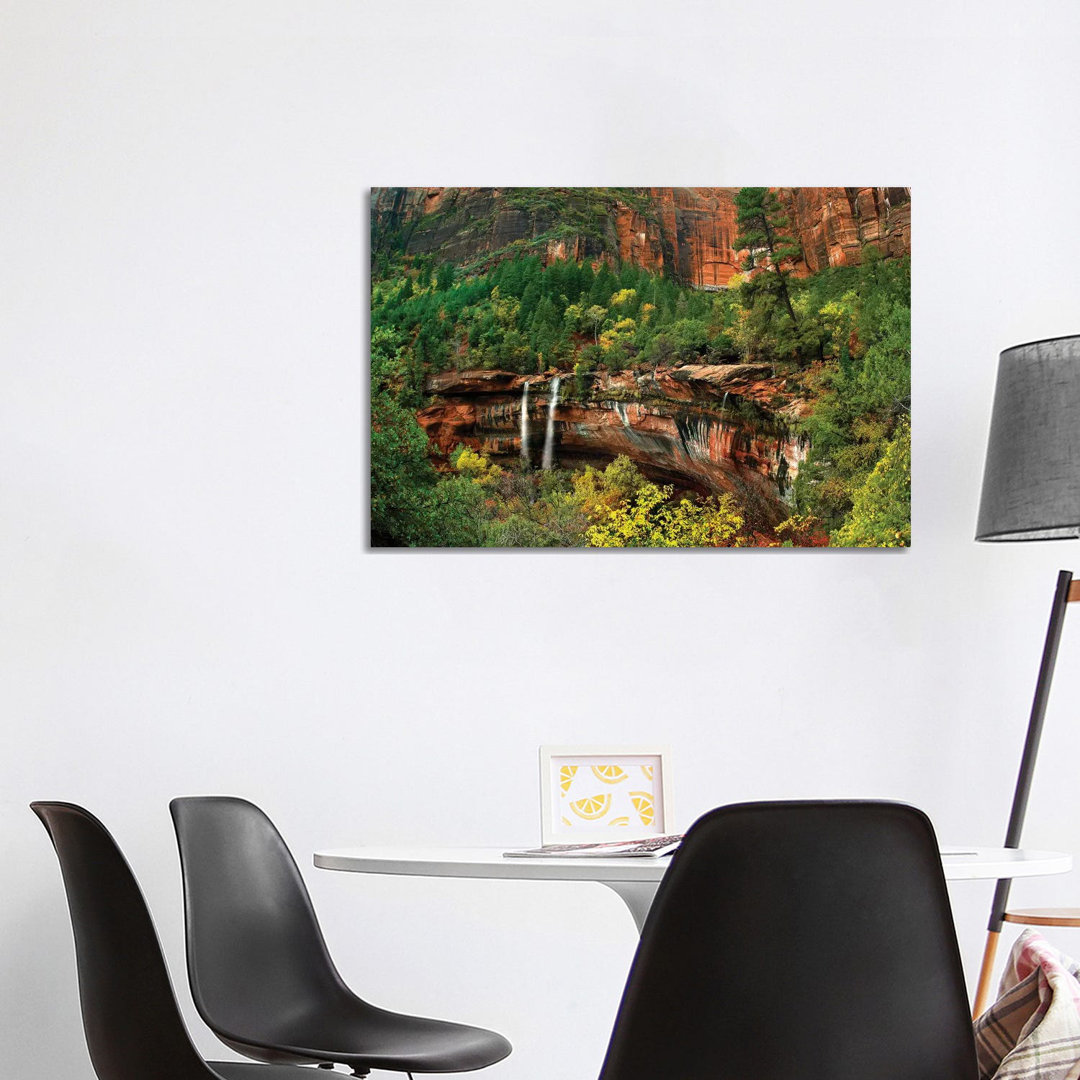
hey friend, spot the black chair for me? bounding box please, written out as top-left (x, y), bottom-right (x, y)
top-left (597, 800), bottom-right (979, 1080)
top-left (31, 801), bottom-right (316, 1080)
top-left (169, 796), bottom-right (511, 1077)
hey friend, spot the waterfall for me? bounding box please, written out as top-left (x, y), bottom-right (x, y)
top-left (721, 391), bottom-right (729, 412)
top-left (519, 381), bottom-right (530, 464)
top-left (541, 375), bottom-right (561, 470)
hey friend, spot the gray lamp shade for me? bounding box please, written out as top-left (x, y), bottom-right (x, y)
top-left (976, 335), bottom-right (1080, 541)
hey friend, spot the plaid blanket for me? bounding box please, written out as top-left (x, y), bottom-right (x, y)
top-left (975, 929), bottom-right (1080, 1079)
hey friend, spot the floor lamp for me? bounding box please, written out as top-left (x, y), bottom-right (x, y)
top-left (972, 334), bottom-right (1080, 1018)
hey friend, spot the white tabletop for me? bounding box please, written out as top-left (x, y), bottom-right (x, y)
top-left (314, 845), bottom-right (1072, 882)
top-left (314, 845), bottom-right (1071, 934)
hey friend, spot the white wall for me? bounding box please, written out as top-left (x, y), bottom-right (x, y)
top-left (5, 2), bottom-right (1080, 1076)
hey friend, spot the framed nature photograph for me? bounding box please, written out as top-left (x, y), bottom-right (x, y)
top-left (371, 187), bottom-right (911, 548)
top-left (539, 745), bottom-right (672, 845)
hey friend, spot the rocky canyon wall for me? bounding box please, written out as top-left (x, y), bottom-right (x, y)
top-left (371, 187), bottom-right (911, 286)
top-left (418, 365), bottom-right (809, 525)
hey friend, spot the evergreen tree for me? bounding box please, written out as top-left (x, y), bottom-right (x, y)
top-left (589, 263), bottom-right (617, 307)
top-left (530, 294), bottom-right (558, 331)
top-left (618, 263), bottom-right (641, 290)
top-left (576, 262), bottom-right (594, 302)
top-left (542, 259), bottom-right (565, 300)
top-left (435, 261), bottom-right (455, 292)
top-left (413, 254), bottom-right (434, 289)
top-left (734, 187), bottom-right (801, 333)
top-left (519, 278), bottom-right (541, 328)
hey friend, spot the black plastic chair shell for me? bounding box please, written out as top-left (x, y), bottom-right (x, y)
top-left (598, 800), bottom-right (979, 1080)
top-left (31, 801), bottom-right (317, 1080)
top-left (170, 795), bottom-right (511, 1075)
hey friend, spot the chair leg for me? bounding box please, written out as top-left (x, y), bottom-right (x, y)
top-left (972, 928), bottom-right (1001, 1019)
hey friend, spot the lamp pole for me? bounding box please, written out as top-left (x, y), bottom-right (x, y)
top-left (971, 569), bottom-right (1076, 1017)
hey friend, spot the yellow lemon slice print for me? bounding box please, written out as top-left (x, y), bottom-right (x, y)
top-left (591, 764), bottom-right (628, 784)
top-left (559, 765), bottom-right (578, 793)
top-left (570, 793), bottom-right (612, 821)
top-left (641, 764), bottom-right (654, 780)
top-left (630, 791), bottom-right (654, 827)
top-left (609, 816), bottom-right (630, 827)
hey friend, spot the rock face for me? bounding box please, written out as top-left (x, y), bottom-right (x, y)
top-left (371, 187), bottom-right (910, 285)
top-left (783, 187), bottom-right (912, 272)
top-left (419, 367), bottom-right (809, 524)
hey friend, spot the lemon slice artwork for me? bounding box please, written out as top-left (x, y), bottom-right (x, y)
top-left (630, 791), bottom-right (655, 827)
top-left (569, 793), bottom-right (612, 821)
top-left (559, 764), bottom-right (578, 793)
top-left (591, 764), bottom-right (628, 785)
top-left (609, 816), bottom-right (630, 827)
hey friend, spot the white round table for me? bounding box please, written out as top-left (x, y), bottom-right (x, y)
top-left (314, 845), bottom-right (1073, 933)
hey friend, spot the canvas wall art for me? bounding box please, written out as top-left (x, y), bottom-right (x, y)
top-left (370, 187), bottom-right (911, 548)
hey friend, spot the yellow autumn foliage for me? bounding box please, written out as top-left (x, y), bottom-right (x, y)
top-left (585, 482), bottom-right (743, 548)
top-left (453, 446), bottom-right (502, 486)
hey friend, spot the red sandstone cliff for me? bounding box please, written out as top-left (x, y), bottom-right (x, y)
top-left (782, 187), bottom-right (911, 272)
top-left (371, 187), bottom-right (910, 285)
top-left (418, 366), bottom-right (809, 524)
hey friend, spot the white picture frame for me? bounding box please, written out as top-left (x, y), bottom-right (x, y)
top-left (539, 745), bottom-right (672, 845)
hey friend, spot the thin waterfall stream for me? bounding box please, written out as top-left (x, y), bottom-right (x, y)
top-left (541, 375), bottom-right (561, 470)
top-left (519, 381), bottom-right (530, 464)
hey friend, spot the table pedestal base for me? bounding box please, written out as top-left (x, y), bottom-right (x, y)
top-left (601, 881), bottom-right (659, 935)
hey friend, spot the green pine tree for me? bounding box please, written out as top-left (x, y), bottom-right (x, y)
top-left (734, 187), bottom-right (803, 356)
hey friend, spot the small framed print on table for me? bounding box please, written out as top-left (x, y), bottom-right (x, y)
top-left (539, 746), bottom-right (672, 845)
